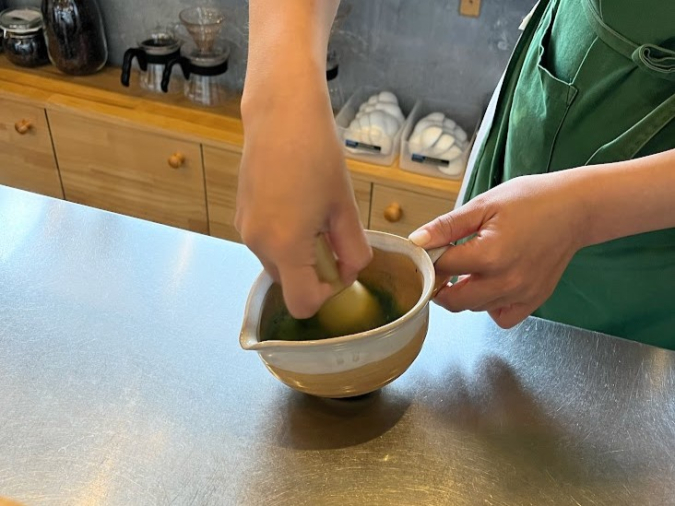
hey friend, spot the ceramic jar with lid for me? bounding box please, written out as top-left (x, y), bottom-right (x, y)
top-left (0, 8), bottom-right (50, 68)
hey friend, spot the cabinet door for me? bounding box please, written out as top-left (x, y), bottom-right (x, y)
top-left (49, 109), bottom-right (208, 233)
top-left (203, 144), bottom-right (241, 242)
top-left (352, 177), bottom-right (372, 228)
top-left (203, 145), bottom-right (373, 243)
top-left (0, 98), bottom-right (63, 198)
top-left (370, 185), bottom-right (452, 237)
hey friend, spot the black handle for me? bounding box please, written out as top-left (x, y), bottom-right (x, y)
top-left (161, 56), bottom-right (191, 93)
top-left (121, 48), bottom-right (148, 87)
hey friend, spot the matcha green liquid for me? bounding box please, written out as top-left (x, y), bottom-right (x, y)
top-left (261, 282), bottom-right (403, 342)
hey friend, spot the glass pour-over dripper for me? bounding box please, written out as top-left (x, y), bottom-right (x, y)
top-left (162, 7), bottom-right (231, 107)
top-left (179, 6), bottom-right (225, 55)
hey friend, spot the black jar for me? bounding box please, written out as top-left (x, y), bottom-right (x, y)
top-left (0, 8), bottom-right (50, 68)
top-left (42, 0), bottom-right (108, 75)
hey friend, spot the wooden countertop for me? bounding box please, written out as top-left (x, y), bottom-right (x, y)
top-left (0, 58), bottom-right (462, 198)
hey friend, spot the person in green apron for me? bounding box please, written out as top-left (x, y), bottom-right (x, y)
top-left (237, 1), bottom-right (675, 348)
top-left (409, 0), bottom-right (675, 348)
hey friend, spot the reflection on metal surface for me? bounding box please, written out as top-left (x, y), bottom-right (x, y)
top-left (0, 190), bottom-right (46, 261)
top-left (167, 233), bottom-right (197, 294)
top-left (0, 186), bottom-right (674, 505)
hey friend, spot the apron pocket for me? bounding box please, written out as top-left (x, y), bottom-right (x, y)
top-left (503, 1), bottom-right (578, 176)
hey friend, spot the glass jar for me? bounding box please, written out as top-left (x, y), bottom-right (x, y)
top-left (42, 0), bottom-right (108, 75)
top-left (0, 8), bottom-right (50, 68)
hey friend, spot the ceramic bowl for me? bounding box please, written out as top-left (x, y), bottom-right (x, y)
top-left (239, 230), bottom-right (446, 398)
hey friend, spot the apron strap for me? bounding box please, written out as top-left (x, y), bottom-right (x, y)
top-left (582, 0), bottom-right (675, 82)
top-left (587, 93), bottom-right (675, 165)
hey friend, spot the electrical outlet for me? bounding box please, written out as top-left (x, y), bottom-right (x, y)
top-left (460, 0), bottom-right (481, 17)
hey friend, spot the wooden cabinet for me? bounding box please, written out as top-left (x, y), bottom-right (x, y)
top-left (0, 61), bottom-right (461, 240)
top-left (203, 144), bottom-right (241, 241)
top-left (0, 97), bottom-right (63, 198)
top-left (203, 145), bottom-right (374, 242)
top-left (48, 109), bottom-right (208, 233)
top-left (370, 185), bottom-right (452, 237)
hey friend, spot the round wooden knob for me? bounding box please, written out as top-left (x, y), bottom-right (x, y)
top-left (14, 119), bottom-right (32, 135)
top-left (384, 202), bottom-right (403, 223)
top-left (168, 153), bottom-right (185, 169)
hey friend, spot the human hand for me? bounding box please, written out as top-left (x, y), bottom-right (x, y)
top-left (236, 88), bottom-right (371, 319)
top-left (409, 173), bottom-right (587, 328)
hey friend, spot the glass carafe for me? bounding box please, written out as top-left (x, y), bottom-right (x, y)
top-left (185, 73), bottom-right (227, 107)
top-left (121, 30), bottom-right (182, 94)
top-left (162, 44), bottom-right (231, 108)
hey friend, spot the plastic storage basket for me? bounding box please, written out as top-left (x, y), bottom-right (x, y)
top-left (335, 86), bottom-right (414, 167)
top-left (399, 98), bottom-right (480, 179)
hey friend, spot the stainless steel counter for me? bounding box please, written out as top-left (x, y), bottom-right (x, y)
top-left (0, 186), bottom-right (674, 506)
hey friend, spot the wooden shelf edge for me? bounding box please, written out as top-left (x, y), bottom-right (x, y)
top-left (346, 158), bottom-right (461, 199)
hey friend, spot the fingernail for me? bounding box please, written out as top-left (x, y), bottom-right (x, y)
top-left (408, 229), bottom-right (431, 247)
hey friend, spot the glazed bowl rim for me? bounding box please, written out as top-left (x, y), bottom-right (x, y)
top-left (239, 230), bottom-right (436, 351)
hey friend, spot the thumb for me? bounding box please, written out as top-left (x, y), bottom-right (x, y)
top-left (408, 201), bottom-right (486, 249)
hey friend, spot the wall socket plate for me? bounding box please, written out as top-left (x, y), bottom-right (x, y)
top-left (459, 0), bottom-right (481, 17)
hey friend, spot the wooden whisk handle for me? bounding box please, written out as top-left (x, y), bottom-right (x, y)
top-left (314, 234), bottom-right (345, 293)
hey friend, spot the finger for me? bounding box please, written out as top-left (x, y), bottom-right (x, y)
top-left (259, 259), bottom-right (281, 284)
top-left (328, 201), bottom-right (372, 286)
top-left (279, 264), bottom-right (334, 320)
top-left (241, 227), bottom-right (284, 284)
top-left (488, 303), bottom-right (534, 329)
top-left (441, 280), bottom-right (517, 313)
top-left (408, 200), bottom-right (487, 249)
top-left (433, 237), bottom-right (496, 277)
top-left (471, 296), bottom-right (512, 313)
top-left (433, 274), bottom-right (513, 313)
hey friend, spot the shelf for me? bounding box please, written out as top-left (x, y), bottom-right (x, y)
top-left (0, 57), bottom-right (462, 198)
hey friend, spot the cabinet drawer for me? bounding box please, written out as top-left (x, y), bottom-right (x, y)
top-left (203, 144), bottom-right (374, 243)
top-left (49, 110), bottom-right (207, 233)
top-left (0, 98), bottom-right (62, 198)
top-left (370, 185), bottom-right (452, 237)
top-left (203, 145), bottom-right (241, 242)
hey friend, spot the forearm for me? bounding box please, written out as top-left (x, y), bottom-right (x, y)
top-left (569, 149), bottom-right (675, 247)
top-left (242, 0), bottom-right (339, 120)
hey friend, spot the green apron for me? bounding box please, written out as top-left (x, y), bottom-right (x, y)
top-left (463, 0), bottom-right (675, 348)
